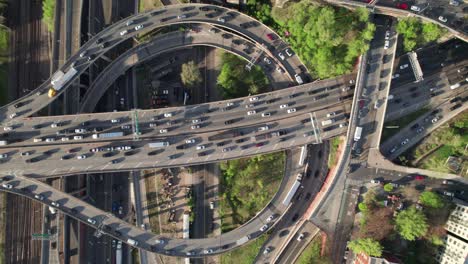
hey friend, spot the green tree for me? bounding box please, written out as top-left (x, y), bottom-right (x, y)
top-left (383, 183), bottom-right (394, 192)
top-left (180, 61), bottom-right (202, 89)
top-left (348, 238), bottom-right (383, 257)
top-left (395, 206), bottom-right (429, 241)
top-left (419, 191), bottom-right (444, 208)
top-left (422, 22), bottom-right (443, 43)
top-left (358, 202), bottom-right (368, 213)
top-left (42, 0), bottom-right (56, 32)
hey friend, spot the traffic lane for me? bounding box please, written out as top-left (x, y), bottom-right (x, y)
top-left (80, 27), bottom-right (294, 112)
top-left (381, 88), bottom-right (468, 159)
top-left (0, 113), bottom-right (349, 176)
top-left (1, 3), bottom-right (308, 122)
top-left (2, 79), bottom-right (353, 145)
top-left (275, 222), bottom-right (319, 264)
top-left (0, 174), bottom-right (289, 257)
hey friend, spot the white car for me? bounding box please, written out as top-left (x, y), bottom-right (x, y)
top-left (196, 145), bottom-right (206, 150)
top-left (3, 126), bottom-right (12, 131)
top-left (177, 14), bottom-right (186, 19)
top-left (34, 194), bottom-right (44, 201)
top-left (134, 24), bottom-right (144, 30)
top-left (204, 249), bottom-right (213, 254)
top-left (410, 5), bottom-right (421, 12)
top-left (258, 126), bottom-right (269, 131)
top-left (400, 64), bottom-right (409, 70)
top-left (297, 233), bottom-right (305, 241)
top-left (0, 153), bottom-right (8, 159)
top-left (61, 137), bottom-right (70, 141)
top-left (126, 20), bottom-right (134, 26)
top-left (287, 108), bottom-right (296, 113)
top-left (121, 125), bottom-right (131, 129)
top-left (217, 17), bottom-right (225, 23)
top-left (385, 31), bottom-right (390, 40)
top-left (247, 110), bottom-right (256, 115)
top-left (2, 183), bottom-right (12, 189)
top-left (370, 179), bottom-right (381, 184)
top-left (9, 113), bottom-right (17, 119)
top-left (149, 123), bottom-right (158, 128)
top-left (192, 119), bottom-right (201, 124)
top-left (226, 102), bottom-right (234, 107)
top-left (260, 224), bottom-right (268, 232)
top-left (280, 104), bottom-right (289, 109)
top-left (285, 48), bottom-right (293, 57)
top-left (431, 117), bottom-right (439, 123)
top-left (75, 128), bottom-right (87, 134)
top-left (263, 57), bottom-right (271, 64)
top-left (266, 215), bottom-right (275, 222)
top-left (45, 138), bottom-right (55, 142)
top-left (326, 112), bottom-right (336, 117)
top-left (159, 129), bottom-right (168, 134)
top-left (276, 67), bottom-right (285, 74)
top-left (191, 125), bottom-right (200, 129)
top-left (164, 112), bottom-right (172, 117)
top-left (278, 52), bottom-right (285, 60)
top-left (120, 30), bottom-right (128, 36)
top-left (87, 218), bottom-right (97, 225)
top-left (77, 155), bottom-right (87, 160)
top-left (392, 73), bottom-right (400, 79)
top-left (33, 138), bottom-right (42, 143)
top-left (185, 139), bottom-right (195, 144)
top-left (262, 112), bottom-right (271, 117)
top-left (73, 136), bottom-right (83, 140)
top-left (50, 123), bottom-right (60, 128)
top-left (384, 40), bottom-right (390, 50)
top-left (249, 97), bottom-right (259, 102)
top-left (438, 16), bottom-right (447, 23)
top-left (111, 119), bottom-right (120, 123)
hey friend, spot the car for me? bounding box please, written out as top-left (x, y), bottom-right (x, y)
top-left (371, 179), bottom-right (381, 184)
top-left (134, 24), bottom-right (144, 30)
top-left (280, 104), bottom-right (289, 109)
top-left (87, 218), bottom-right (97, 225)
top-left (396, 3), bottom-right (408, 9)
top-left (0, 154), bottom-right (7, 159)
top-left (392, 73), bottom-right (400, 79)
top-left (287, 108), bottom-right (296, 113)
top-left (297, 233), bottom-right (305, 241)
top-left (410, 5), bottom-right (421, 12)
top-left (438, 16), bottom-right (447, 23)
top-left (389, 146), bottom-right (398, 154)
top-left (118, 206), bottom-right (123, 215)
top-left (120, 30), bottom-right (128, 36)
top-left (245, 103), bottom-right (255, 109)
top-left (111, 119), bottom-right (120, 123)
top-left (450, 0), bottom-right (460, 5)
top-left (2, 183), bottom-right (12, 189)
top-left (185, 139), bottom-right (195, 144)
top-left (247, 110), bottom-right (256, 115)
top-left (415, 175), bottom-right (425, 181)
top-left (21, 151), bottom-right (33, 157)
top-left (263, 246), bottom-right (272, 255)
top-left (73, 135), bottom-right (83, 140)
top-left (339, 122), bottom-right (348, 128)
top-left (204, 249), bottom-right (213, 254)
top-left (159, 129), bottom-right (168, 134)
top-left (390, 183), bottom-right (400, 188)
top-left (266, 215), bottom-right (275, 222)
top-left (87, 54), bottom-right (96, 61)
top-left (416, 127), bottom-right (424, 134)
top-left (33, 138), bottom-right (42, 143)
top-left (249, 96), bottom-right (259, 102)
top-left (260, 224), bottom-right (268, 232)
top-left (3, 126), bottom-right (13, 131)
top-left (266, 33), bottom-right (274, 40)
top-left (60, 155), bottom-right (72, 160)
top-left (443, 191), bottom-right (454, 197)
top-left (164, 112), bottom-right (172, 117)
top-left (442, 180), bottom-right (455, 185)
top-left (258, 125), bottom-right (269, 131)
top-left (191, 125), bottom-right (200, 130)
top-left (285, 48), bottom-right (293, 57)
top-left (326, 112), bottom-right (336, 117)
top-left (192, 119), bottom-right (201, 124)
top-left (385, 31), bottom-right (390, 40)
top-left (196, 145), bottom-right (206, 150)
top-left (263, 57), bottom-right (271, 64)
top-left (276, 66), bottom-right (285, 73)
top-left (177, 14), bottom-right (186, 19)
top-left (111, 159), bottom-right (120, 164)
top-left (75, 128), bottom-right (87, 134)
top-left (34, 194), bottom-right (44, 201)
top-left (217, 17), bottom-right (225, 23)
top-left (77, 155), bottom-right (87, 160)
top-left (45, 138), bottom-right (55, 142)
top-left (401, 138), bottom-right (410, 145)
top-left (50, 122), bottom-right (61, 128)
top-left (278, 52), bottom-right (285, 60)
top-left (121, 125), bottom-right (131, 130)
top-left (262, 112), bottom-right (271, 117)
top-left (222, 147), bottom-right (232, 153)
top-left (384, 40), bottom-right (390, 49)
top-left (400, 64), bottom-right (409, 70)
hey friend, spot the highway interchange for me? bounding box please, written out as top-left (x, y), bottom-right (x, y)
top-left (0, 1), bottom-right (466, 261)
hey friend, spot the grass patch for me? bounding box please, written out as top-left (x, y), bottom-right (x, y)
top-left (139, 0), bottom-right (163, 12)
top-left (42, 0), bottom-right (55, 32)
top-left (220, 233), bottom-right (268, 264)
top-left (399, 111), bottom-right (467, 175)
top-left (328, 137), bottom-right (341, 168)
top-left (382, 108), bottom-right (430, 142)
top-left (219, 152), bottom-right (285, 232)
top-left (297, 236), bottom-right (331, 264)
top-left (144, 172), bottom-right (161, 234)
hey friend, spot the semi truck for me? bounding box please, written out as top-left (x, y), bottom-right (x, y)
top-left (48, 67), bottom-right (78, 98)
top-left (148, 142), bottom-right (170, 148)
top-left (282, 180), bottom-right (301, 206)
top-left (0, 140), bottom-right (7, 146)
top-left (236, 236), bottom-right (249, 246)
top-left (92, 132), bottom-right (124, 139)
top-left (354, 126), bottom-right (363, 141)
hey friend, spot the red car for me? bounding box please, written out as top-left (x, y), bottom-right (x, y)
top-left (266, 33), bottom-right (274, 41)
top-left (415, 175), bottom-right (425, 180)
top-left (359, 100), bottom-right (365, 109)
top-left (256, 142), bottom-right (265, 147)
top-left (396, 3), bottom-right (408, 9)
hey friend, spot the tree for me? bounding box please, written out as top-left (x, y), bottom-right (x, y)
top-left (180, 61), bottom-right (202, 89)
top-left (383, 183), bottom-right (394, 192)
top-left (422, 22), bottom-right (443, 43)
top-left (348, 238), bottom-right (383, 257)
top-left (358, 203), bottom-right (368, 213)
top-left (419, 191), bottom-right (444, 208)
top-left (363, 207), bottom-right (394, 240)
top-left (395, 206), bottom-right (429, 241)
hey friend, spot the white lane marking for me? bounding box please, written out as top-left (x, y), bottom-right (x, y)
top-left (86, 165), bottom-right (92, 171)
top-left (101, 164), bottom-right (109, 171)
top-left (135, 162), bottom-right (142, 168)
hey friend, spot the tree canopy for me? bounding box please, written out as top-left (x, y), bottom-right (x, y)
top-left (180, 61), bottom-right (202, 89)
top-left (396, 18), bottom-right (445, 51)
top-left (419, 191), bottom-right (444, 209)
top-left (383, 183), bottom-right (394, 192)
top-left (395, 206), bottom-right (429, 241)
top-left (217, 53), bottom-right (269, 99)
top-left (348, 238), bottom-right (383, 257)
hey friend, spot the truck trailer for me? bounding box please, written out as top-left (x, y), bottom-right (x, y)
top-left (48, 67), bottom-right (78, 98)
top-left (354, 126), bottom-right (363, 141)
top-left (148, 142), bottom-right (170, 148)
top-left (321, 119), bottom-right (333, 126)
top-left (92, 132), bottom-right (124, 139)
top-left (282, 180), bottom-right (301, 206)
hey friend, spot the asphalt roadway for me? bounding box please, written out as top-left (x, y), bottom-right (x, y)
top-left (0, 3), bottom-right (308, 123)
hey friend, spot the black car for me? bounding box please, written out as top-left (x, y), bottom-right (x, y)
top-left (111, 159), bottom-right (120, 164)
top-left (14, 102), bottom-right (23, 108)
top-left (235, 138), bottom-right (248, 143)
top-left (81, 121), bottom-right (90, 126)
top-left (225, 120), bottom-right (233, 125)
top-left (96, 38), bottom-right (103, 44)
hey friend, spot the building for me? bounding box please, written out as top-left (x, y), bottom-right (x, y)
top-left (353, 253), bottom-right (401, 264)
top-left (436, 199), bottom-right (468, 264)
